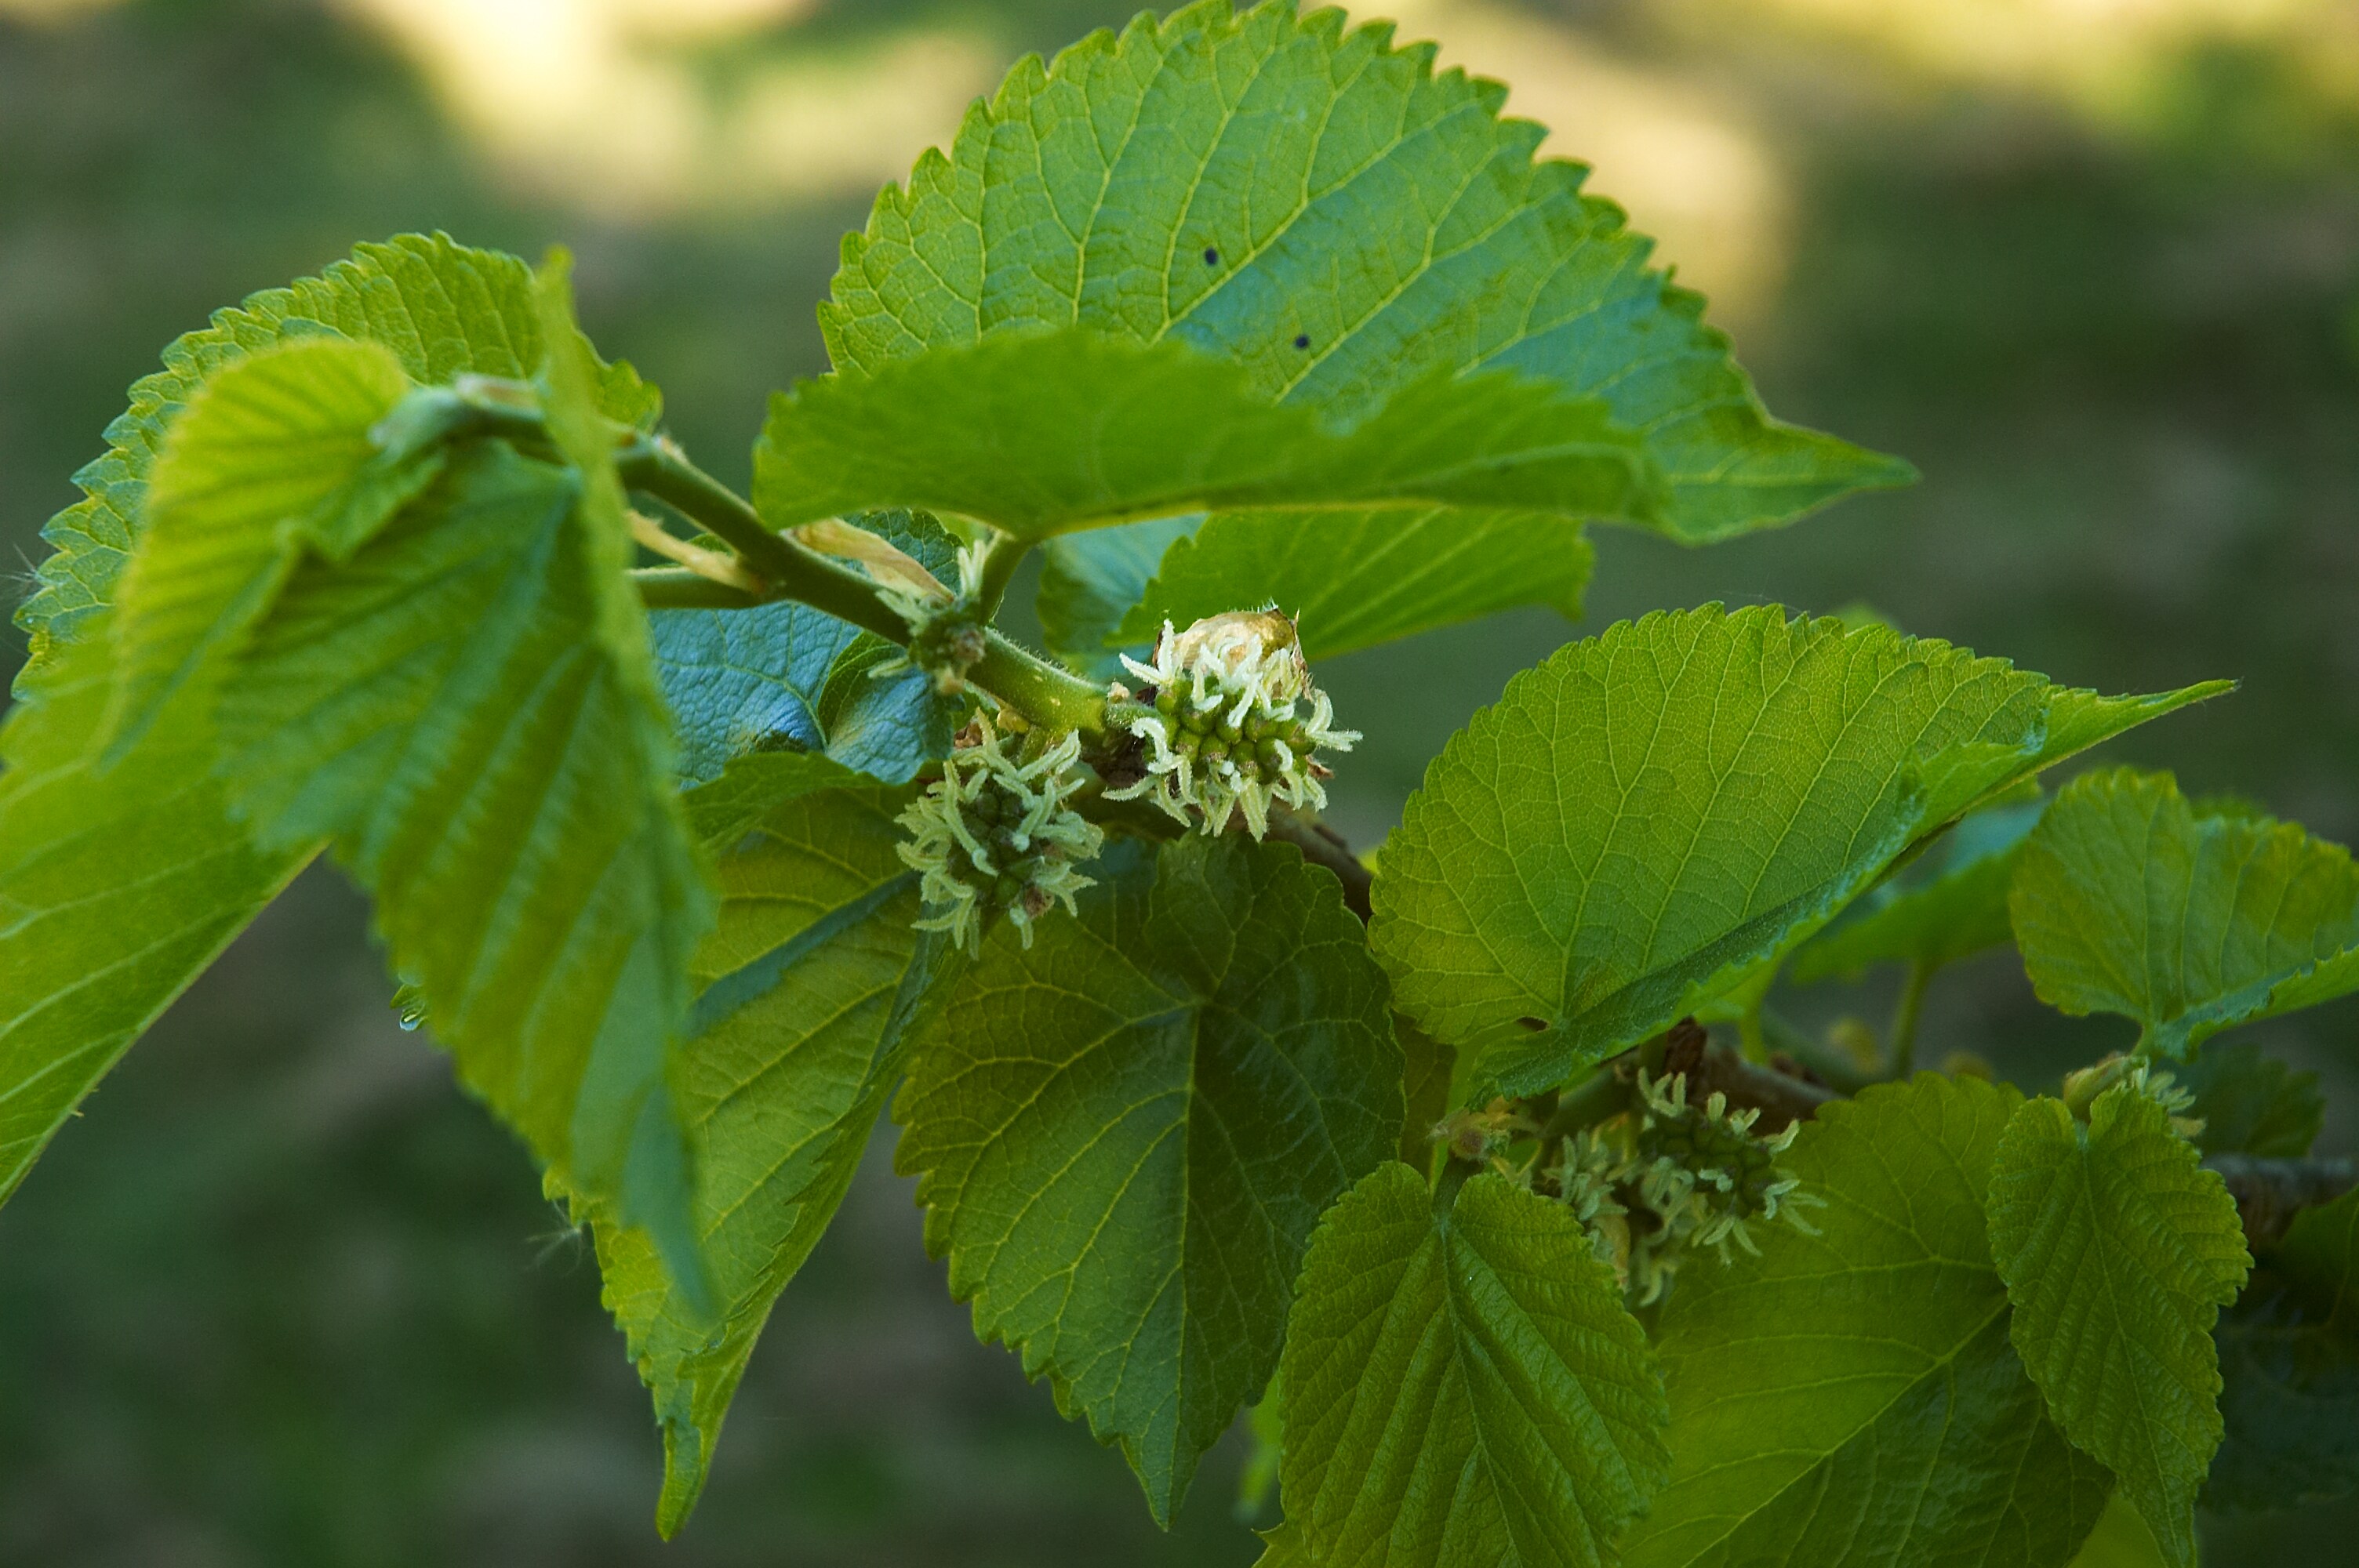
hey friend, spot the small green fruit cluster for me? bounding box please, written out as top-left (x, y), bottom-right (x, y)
top-left (896, 716), bottom-right (1103, 953)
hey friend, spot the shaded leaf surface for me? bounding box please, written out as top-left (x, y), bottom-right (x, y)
top-left (651, 509), bottom-right (960, 786)
top-left (1626, 1073), bottom-right (2112, 1568)
top-left (1280, 1163), bottom-right (1668, 1568)
top-left (1370, 606), bottom-right (2218, 1094)
top-left (754, 331), bottom-right (1656, 539)
top-left (591, 777), bottom-right (950, 1534)
top-left (2174, 1041), bottom-right (2324, 1159)
top-left (2011, 768), bottom-right (2359, 1056)
top-left (1985, 1089), bottom-right (2252, 1567)
top-left (2207, 1187), bottom-right (2359, 1512)
top-left (895, 834), bottom-right (1401, 1523)
top-left (821, 0), bottom-right (1909, 543)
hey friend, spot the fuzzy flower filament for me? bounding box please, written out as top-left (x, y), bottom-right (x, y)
top-left (1105, 612), bottom-right (1359, 838)
top-left (895, 716), bottom-right (1103, 954)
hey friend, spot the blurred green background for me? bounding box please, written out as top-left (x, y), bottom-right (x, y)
top-left (4, 0), bottom-right (2357, 1562)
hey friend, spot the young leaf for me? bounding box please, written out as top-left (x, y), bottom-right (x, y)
top-left (754, 331), bottom-right (1659, 539)
top-left (209, 265), bottom-right (717, 1297)
top-left (651, 509), bottom-right (960, 786)
top-left (1985, 1087), bottom-right (2252, 1567)
top-left (822, 0), bottom-right (1910, 543)
top-left (1624, 1074), bottom-right (2113, 1568)
top-left (893, 834), bottom-right (1402, 1523)
top-left (1788, 797), bottom-right (2043, 984)
top-left (1038, 517), bottom-right (1206, 677)
top-left (586, 774), bottom-right (953, 1535)
top-left (1369, 606), bottom-right (2222, 1094)
top-left (2, 234), bottom-right (632, 1214)
top-left (2173, 1040), bottom-right (2324, 1158)
top-left (2012, 768), bottom-right (2359, 1056)
top-left (106, 337), bottom-right (438, 751)
top-left (1279, 1163), bottom-right (1669, 1568)
top-left (1117, 508), bottom-right (1594, 662)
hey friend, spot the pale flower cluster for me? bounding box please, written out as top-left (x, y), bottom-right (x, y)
top-left (1106, 612), bottom-right (1359, 838)
top-left (895, 716), bottom-right (1103, 954)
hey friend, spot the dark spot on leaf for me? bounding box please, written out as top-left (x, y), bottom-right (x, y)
top-left (1203, 247), bottom-right (1219, 265)
top-left (1517, 1016), bottom-right (1547, 1033)
top-left (1293, 333), bottom-right (1310, 350)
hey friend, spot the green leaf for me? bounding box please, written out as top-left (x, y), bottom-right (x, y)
top-left (1986, 1087), bottom-right (2252, 1567)
top-left (1038, 516), bottom-right (1205, 677)
top-left (1625, 1073), bottom-right (2114, 1568)
top-left (0, 619), bottom-right (311, 1203)
top-left (2173, 1041), bottom-right (2324, 1158)
top-left (2207, 1186), bottom-right (2359, 1512)
top-left (2, 234), bottom-right (635, 1214)
top-left (822, 0), bottom-right (1910, 543)
top-left (588, 775), bottom-right (955, 1534)
top-left (1789, 797), bottom-right (2043, 983)
top-left (1280, 1163), bottom-right (1668, 1568)
top-left (651, 509), bottom-right (961, 786)
top-left (105, 337), bottom-right (440, 751)
top-left (2012, 768), bottom-right (2359, 1057)
top-left (894, 833), bottom-right (1402, 1523)
top-left (1118, 508), bottom-right (1594, 662)
top-left (754, 331), bottom-right (1659, 540)
top-left (1274, 1160), bottom-right (1679, 1565)
top-left (209, 263), bottom-right (718, 1298)
top-left (2066, 1495), bottom-right (2172, 1568)
top-left (1369, 606), bottom-right (2222, 1094)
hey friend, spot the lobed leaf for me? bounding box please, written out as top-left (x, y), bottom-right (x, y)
top-left (2, 234), bottom-right (635, 1214)
top-left (753, 331), bottom-right (1657, 540)
top-left (1625, 1073), bottom-right (2113, 1568)
top-left (1369, 606), bottom-right (2221, 1094)
top-left (1789, 797), bottom-right (2043, 983)
top-left (894, 834), bottom-right (1401, 1523)
top-left (2011, 768), bottom-right (2359, 1056)
top-left (587, 771), bottom-right (954, 1534)
top-left (1985, 1088), bottom-right (2252, 1567)
top-left (821, 0), bottom-right (1910, 544)
top-left (207, 263), bottom-right (716, 1295)
top-left (2207, 1186), bottom-right (2359, 1512)
top-left (650, 509), bottom-right (961, 786)
top-left (1118, 507), bottom-right (1594, 662)
top-left (1279, 1163), bottom-right (1669, 1568)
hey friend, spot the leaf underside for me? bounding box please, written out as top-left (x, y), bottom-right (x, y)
top-left (1984, 1088), bottom-right (2251, 1568)
top-left (1369, 605), bottom-right (2219, 1095)
top-left (2011, 767), bottom-right (2359, 1057)
top-left (1280, 1163), bottom-right (1670, 1568)
top-left (893, 834), bottom-right (1403, 1523)
top-left (1625, 1073), bottom-right (2113, 1568)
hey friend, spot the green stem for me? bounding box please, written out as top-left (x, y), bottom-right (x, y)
top-left (629, 566), bottom-right (762, 609)
top-left (1887, 960), bottom-right (1933, 1080)
top-left (612, 437), bottom-right (1107, 739)
top-left (1756, 1005), bottom-right (1879, 1096)
top-left (969, 531), bottom-right (1032, 620)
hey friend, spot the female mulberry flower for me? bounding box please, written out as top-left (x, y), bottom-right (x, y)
top-left (896, 715), bottom-right (1103, 953)
top-left (1550, 1069), bottom-right (1823, 1307)
top-left (1103, 612), bottom-right (1359, 837)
